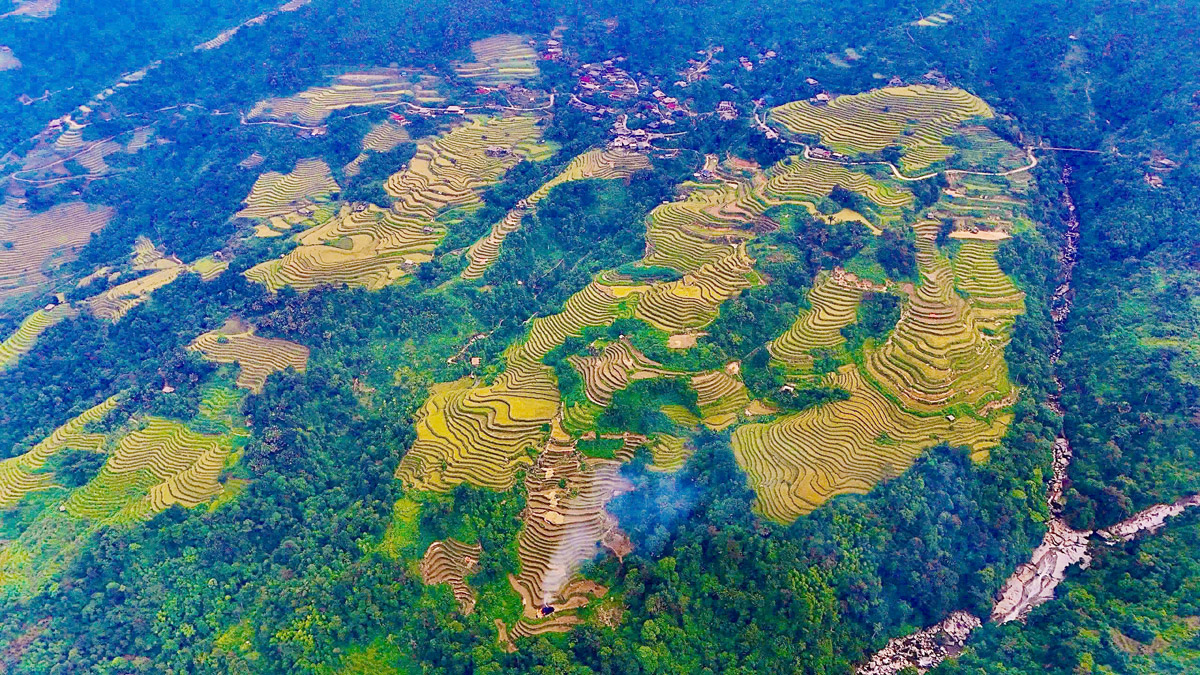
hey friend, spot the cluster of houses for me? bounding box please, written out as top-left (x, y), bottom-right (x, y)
top-left (609, 128), bottom-right (654, 152)
top-left (575, 59), bottom-right (640, 100)
top-left (570, 60), bottom-right (696, 129)
top-left (737, 48), bottom-right (777, 72)
top-left (541, 38), bottom-right (563, 61)
top-left (608, 114), bottom-right (675, 152)
top-left (1145, 151), bottom-right (1179, 188)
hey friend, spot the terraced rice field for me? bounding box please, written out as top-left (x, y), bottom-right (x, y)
top-left (568, 338), bottom-right (677, 407)
top-left (768, 85), bottom-right (993, 173)
top-left (400, 158), bottom-right (813, 496)
top-left (861, 222), bottom-right (1017, 413)
top-left (397, 136), bottom-right (1031, 629)
top-left (248, 116), bottom-right (553, 291)
top-left (934, 171), bottom-right (1034, 234)
top-left (396, 375), bottom-right (557, 491)
top-left (188, 323), bottom-right (310, 394)
top-left (189, 255), bottom-right (229, 281)
top-left (344, 121), bottom-right (411, 177)
top-left (248, 70), bottom-right (443, 125)
top-left (507, 438), bottom-right (630, 634)
top-left (372, 89), bottom-right (1043, 650)
top-left (769, 273), bottom-right (864, 372)
top-left (87, 266), bottom-right (186, 321)
top-left (764, 156), bottom-right (913, 208)
top-left (63, 418), bottom-right (232, 524)
top-left (0, 396), bottom-right (120, 509)
top-left (731, 364), bottom-right (1011, 521)
top-left (462, 149), bottom-right (651, 279)
top-left (691, 366), bottom-right (754, 430)
top-left (733, 218), bottom-right (1024, 521)
top-left (951, 239), bottom-right (1026, 334)
top-left (0, 304), bottom-right (73, 369)
top-left (915, 11), bottom-right (954, 26)
top-left (420, 538), bottom-right (483, 614)
top-left (647, 434), bottom-right (690, 472)
top-left (236, 158), bottom-right (339, 220)
top-left (634, 244), bottom-right (760, 332)
top-left (641, 174), bottom-right (768, 272)
top-left (0, 201), bottom-right (113, 299)
top-left (129, 235), bottom-right (181, 271)
top-left (397, 281), bottom-right (624, 491)
top-left (453, 34), bottom-right (539, 86)
top-left (245, 206), bottom-right (440, 290)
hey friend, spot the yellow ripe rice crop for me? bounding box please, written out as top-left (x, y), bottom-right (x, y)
top-left (0, 396), bottom-right (120, 509)
top-left (248, 69), bottom-right (443, 125)
top-left (950, 238), bottom-right (1026, 332)
top-left (454, 34), bottom-right (539, 86)
top-left (398, 282), bottom-right (625, 492)
top-left (245, 203), bottom-right (441, 291)
top-left (189, 255), bottom-right (229, 281)
top-left (634, 244), bottom-right (760, 333)
top-left (0, 201), bottom-right (113, 299)
top-left (395, 375), bottom-right (558, 492)
top-left (462, 149), bottom-right (651, 280)
top-left (64, 418), bottom-right (232, 524)
top-left (764, 156), bottom-right (913, 208)
top-left (344, 121), bottom-right (411, 177)
top-left (769, 272), bottom-right (864, 372)
top-left (768, 85), bottom-right (993, 173)
top-left (642, 173), bottom-right (769, 272)
top-left (647, 434), bottom-right (690, 472)
top-left (568, 338), bottom-right (678, 407)
top-left (237, 158), bottom-right (339, 220)
top-left (188, 323), bottom-right (310, 394)
top-left (690, 366), bottom-right (754, 430)
top-left (87, 266), bottom-right (185, 321)
top-left (0, 304), bottom-right (74, 369)
top-left (731, 365), bottom-right (1010, 522)
top-left (131, 235), bottom-right (170, 270)
top-left (861, 222), bottom-right (1015, 413)
top-left (384, 116), bottom-right (550, 217)
top-left (914, 11), bottom-right (954, 26)
top-left (420, 538), bottom-right (483, 614)
top-left (248, 116), bottom-right (552, 292)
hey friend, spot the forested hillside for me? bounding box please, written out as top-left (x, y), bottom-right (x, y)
top-left (0, 0), bottom-right (1195, 673)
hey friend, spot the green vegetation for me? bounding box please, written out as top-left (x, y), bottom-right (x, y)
top-left (0, 0), bottom-right (1194, 672)
top-left (943, 512), bottom-right (1200, 674)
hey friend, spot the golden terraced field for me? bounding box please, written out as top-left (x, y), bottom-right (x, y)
top-left (768, 85), bottom-right (993, 173)
top-left (0, 304), bottom-right (74, 369)
top-left (0, 201), bottom-right (113, 299)
top-left (188, 322), bottom-right (310, 394)
top-left (247, 116), bottom-right (554, 291)
top-left (248, 69), bottom-right (443, 126)
top-left (768, 272), bottom-right (863, 373)
top-left (236, 158), bottom-right (340, 220)
top-left (0, 396), bottom-right (120, 509)
top-left (344, 121), bottom-right (411, 177)
top-left (462, 148), bottom-right (650, 280)
top-left (731, 363), bottom-right (1011, 521)
top-left (373, 86), bottom-right (1032, 640)
top-left (63, 418), bottom-right (232, 524)
top-left (453, 34), bottom-right (539, 86)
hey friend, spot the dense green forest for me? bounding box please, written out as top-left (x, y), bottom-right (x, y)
top-left (943, 511), bottom-right (1200, 674)
top-left (0, 0), bottom-right (1196, 672)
